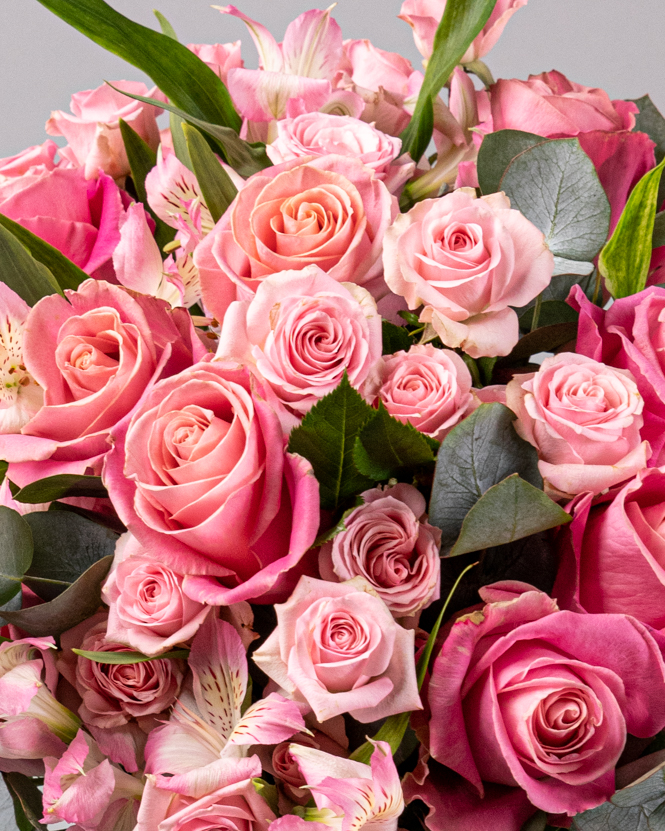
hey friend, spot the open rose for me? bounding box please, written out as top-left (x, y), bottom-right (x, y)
top-left (195, 154), bottom-right (397, 323)
top-left (253, 576), bottom-right (421, 722)
top-left (104, 360), bottom-right (319, 605)
top-left (216, 266), bottom-right (381, 416)
top-left (406, 583), bottom-right (665, 828)
top-left (319, 484), bottom-right (441, 618)
top-left (384, 189), bottom-right (553, 358)
top-left (506, 352), bottom-right (649, 496)
top-left (46, 81), bottom-right (162, 180)
top-left (366, 344), bottom-right (475, 439)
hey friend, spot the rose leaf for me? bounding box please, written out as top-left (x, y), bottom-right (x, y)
top-left (381, 319), bottom-right (412, 355)
top-left (0, 507), bottom-right (33, 606)
top-left (13, 473), bottom-right (107, 503)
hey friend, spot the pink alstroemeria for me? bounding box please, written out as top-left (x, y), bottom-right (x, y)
top-left (42, 729), bottom-right (143, 831)
top-left (146, 616), bottom-right (306, 775)
top-left (219, 5), bottom-right (345, 122)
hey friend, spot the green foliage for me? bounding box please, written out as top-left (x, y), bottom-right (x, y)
top-left (654, 211), bottom-right (665, 249)
top-left (2, 772), bottom-right (43, 830)
top-left (13, 473), bottom-right (107, 503)
top-left (572, 763), bottom-right (665, 830)
top-left (73, 647), bottom-right (189, 664)
top-left (477, 129), bottom-right (545, 195)
top-left (0, 223), bottom-right (62, 305)
top-left (0, 508), bottom-right (33, 605)
top-left (183, 123), bottom-right (238, 224)
top-left (381, 319), bottom-right (412, 355)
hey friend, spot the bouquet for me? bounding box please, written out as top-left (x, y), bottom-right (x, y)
top-left (1, 0), bottom-right (665, 829)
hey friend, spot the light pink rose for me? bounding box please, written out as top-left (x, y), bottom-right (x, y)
top-left (188, 41), bottom-right (243, 84)
top-left (0, 140), bottom-right (58, 178)
top-left (506, 352), bottom-right (649, 497)
top-left (102, 533), bottom-right (211, 657)
top-left (319, 484), bottom-right (441, 618)
top-left (0, 279), bottom-right (205, 485)
top-left (267, 112), bottom-right (415, 193)
top-left (59, 614), bottom-right (183, 729)
top-left (383, 189), bottom-right (554, 358)
top-left (103, 359), bottom-right (320, 605)
top-left (407, 583), bottom-right (665, 827)
top-left (399, 0), bottom-right (528, 63)
top-left (46, 81), bottom-right (162, 180)
top-left (366, 344), bottom-right (475, 440)
top-left (253, 576), bottom-right (421, 723)
top-left (0, 167), bottom-right (128, 278)
top-left (136, 756), bottom-right (275, 831)
top-left (195, 155), bottom-right (397, 323)
top-left (216, 267), bottom-right (381, 416)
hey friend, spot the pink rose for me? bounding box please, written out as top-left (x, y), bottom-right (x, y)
top-left (267, 112), bottom-right (415, 193)
top-left (399, 0), bottom-right (528, 63)
top-left (268, 731), bottom-right (347, 804)
top-left (102, 533), bottom-right (211, 657)
top-left (195, 155), bottom-right (397, 323)
top-left (383, 189), bottom-right (553, 358)
top-left (0, 140), bottom-right (58, 178)
top-left (59, 614), bottom-right (183, 729)
top-left (366, 344), bottom-right (475, 439)
top-left (188, 41), bottom-right (243, 84)
top-left (46, 81), bottom-right (162, 180)
top-left (319, 483), bottom-right (441, 618)
top-left (136, 756), bottom-right (275, 831)
top-left (216, 266), bottom-right (381, 416)
top-left (570, 284), bottom-right (665, 465)
top-left (408, 583), bottom-right (665, 827)
top-left (0, 279), bottom-right (204, 483)
top-left (555, 468), bottom-right (665, 629)
top-left (253, 576), bottom-right (421, 722)
top-left (0, 167), bottom-right (128, 278)
top-left (104, 359), bottom-right (320, 605)
top-left (506, 352), bottom-right (649, 497)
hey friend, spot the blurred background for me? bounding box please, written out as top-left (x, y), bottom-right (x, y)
top-left (0, 0), bottom-right (664, 157)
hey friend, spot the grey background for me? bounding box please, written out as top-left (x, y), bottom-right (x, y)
top-left (0, 0), bottom-right (664, 158)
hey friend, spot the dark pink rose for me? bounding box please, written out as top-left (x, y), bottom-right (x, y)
top-left (188, 41), bottom-right (243, 84)
top-left (409, 583), bottom-right (665, 828)
top-left (268, 731), bottom-right (347, 804)
top-left (195, 154), bottom-right (397, 323)
top-left (0, 279), bottom-right (205, 483)
top-left (0, 140), bottom-right (58, 178)
top-left (104, 359), bottom-right (320, 605)
top-left (319, 483), bottom-right (441, 618)
top-left (570, 284), bottom-right (665, 465)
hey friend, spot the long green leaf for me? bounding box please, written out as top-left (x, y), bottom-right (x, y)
top-left (600, 157), bottom-right (665, 298)
top-left (400, 0), bottom-right (497, 162)
top-left (35, 0), bottom-right (240, 130)
top-left (0, 223), bottom-right (62, 304)
top-left (183, 123), bottom-right (238, 224)
top-left (154, 9), bottom-right (178, 40)
top-left (73, 647), bottom-right (189, 664)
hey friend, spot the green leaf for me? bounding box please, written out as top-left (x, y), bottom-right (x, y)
top-left (353, 403), bottom-right (435, 481)
top-left (400, 0), bottom-right (498, 162)
top-left (654, 211), bottom-right (665, 249)
top-left (478, 356), bottom-right (497, 385)
top-left (35, 0), bottom-right (240, 131)
top-left (287, 375), bottom-right (375, 511)
top-left (183, 123), bottom-right (238, 224)
top-left (0, 214), bottom-right (86, 292)
top-left (2, 773), bottom-right (44, 831)
top-left (477, 129), bottom-right (546, 195)
top-left (0, 507), bottom-right (33, 605)
top-left (0, 223), bottom-right (62, 305)
top-left (382, 319), bottom-right (412, 355)
top-left (13, 473), bottom-right (107, 503)
top-left (599, 158), bottom-right (665, 298)
top-left (23, 511), bottom-right (118, 601)
top-left (1, 555), bottom-right (112, 637)
top-left (497, 322), bottom-right (578, 366)
top-left (73, 647), bottom-right (189, 664)
top-left (572, 763), bottom-right (665, 830)
top-left (429, 403), bottom-right (542, 550)
top-left (448, 474), bottom-right (571, 557)
top-left (631, 95), bottom-right (665, 163)
top-left (519, 300), bottom-right (578, 330)
top-left (118, 119), bottom-right (175, 251)
top-left (154, 9), bottom-right (178, 40)
top-left (500, 138), bottom-right (611, 261)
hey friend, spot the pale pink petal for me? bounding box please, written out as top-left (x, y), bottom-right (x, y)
top-left (282, 8), bottom-right (343, 80)
top-left (227, 692), bottom-right (306, 747)
top-left (226, 68), bottom-right (332, 121)
top-left (216, 5), bottom-right (284, 72)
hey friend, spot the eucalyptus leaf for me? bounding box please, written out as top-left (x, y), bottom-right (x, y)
top-left (0, 592), bottom-right (23, 629)
top-left (73, 647), bottom-right (189, 664)
top-left (655, 212), bottom-right (665, 249)
top-left (572, 763), bottom-right (665, 830)
top-left (477, 129), bottom-right (546, 195)
top-left (496, 322), bottom-right (578, 366)
top-left (0, 223), bottom-right (62, 305)
top-left (0, 507), bottom-right (33, 605)
top-left (382, 320), bottom-right (412, 355)
top-left (552, 257), bottom-right (595, 277)
top-left (519, 300), bottom-right (578, 330)
top-left (500, 138), bottom-right (611, 262)
top-left (13, 473), bottom-right (107, 503)
top-left (183, 123), bottom-right (238, 224)
top-left (631, 95), bottom-right (665, 162)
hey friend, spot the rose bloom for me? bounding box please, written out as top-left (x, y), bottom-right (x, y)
top-left (104, 359), bottom-right (320, 606)
top-left (59, 614), bottom-right (183, 729)
top-left (46, 81), bottom-right (162, 180)
top-left (0, 140), bottom-right (58, 178)
top-left (267, 730), bottom-right (347, 804)
top-left (103, 533), bottom-right (211, 657)
top-left (555, 468), bottom-right (665, 630)
top-left (188, 41), bottom-right (243, 84)
top-left (404, 582), bottom-right (665, 829)
top-left (195, 154), bottom-right (397, 323)
top-left (366, 344), bottom-right (475, 440)
top-left (319, 483), bottom-right (441, 618)
top-left (0, 279), bottom-right (204, 484)
top-left (267, 112), bottom-right (415, 193)
top-left (506, 352), bottom-right (649, 497)
top-left (0, 166), bottom-right (127, 278)
top-left (253, 576), bottom-right (421, 723)
top-left (216, 266), bottom-right (381, 416)
top-left (571, 284), bottom-right (665, 465)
